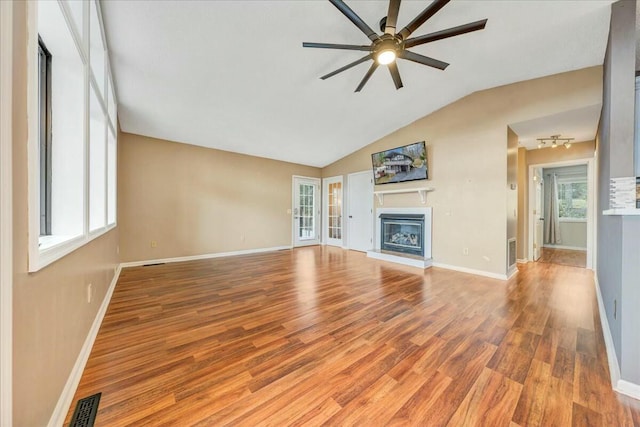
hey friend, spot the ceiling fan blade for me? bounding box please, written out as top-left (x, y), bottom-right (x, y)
top-left (355, 62), bottom-right (379, 92)
top-left (303, 42), bottom-right (372, 51)
top-left (404, 19), bottom-right (488, 48)
top-left (320, 54), bottom-right (373, 80)
top-left (388, 62), bottom-right (403, 90)
top-left (329, 0), bottom-right (380, 42)
top-left (384, 0), bottom-right (401, 35)
top-left (397, 0), bottom-right (450, 40)
top-left (399, 50), bottom-right (449, 70)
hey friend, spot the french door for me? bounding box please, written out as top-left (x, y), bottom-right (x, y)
top-left (323, 176), bottom-right (343, 247)
top-left (293, 176), bottom-right (320, 247)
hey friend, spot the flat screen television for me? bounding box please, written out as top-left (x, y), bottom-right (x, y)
top-left (371, 141), bottom-right (428, 185)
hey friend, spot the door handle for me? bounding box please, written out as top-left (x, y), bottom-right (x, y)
top-left (349, 215), bottom-right (353, 218)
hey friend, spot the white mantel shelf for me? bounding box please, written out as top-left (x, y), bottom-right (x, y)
top-left (603, 209), bottom-right (640, 216)
top-left (373, 187), bottom-right (434, 205)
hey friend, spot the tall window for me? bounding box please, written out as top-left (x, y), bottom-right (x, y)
top-left (37, 36), bottom-right (52, 236)
top-left (558, 179), bottom-right (587, 219)
top-left (29, 0), bottom-right (118, 271)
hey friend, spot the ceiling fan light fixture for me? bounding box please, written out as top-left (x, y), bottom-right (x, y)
top-left (377, 49), bottom-right (397, 65)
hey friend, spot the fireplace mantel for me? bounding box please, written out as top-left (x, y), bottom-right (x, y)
top-left (373, 187), bottom-right (434, 205)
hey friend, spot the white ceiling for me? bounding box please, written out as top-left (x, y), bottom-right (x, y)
top-left (509, 104), bottom-right (602, 150)
top-left (101, 0), bottom-right (614, 168)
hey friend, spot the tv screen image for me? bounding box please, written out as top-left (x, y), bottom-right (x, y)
top-left (371, 141), bottom-right (428, 185)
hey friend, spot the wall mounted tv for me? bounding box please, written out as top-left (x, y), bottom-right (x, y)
top-left (371, 141), bottom-right (428, 185)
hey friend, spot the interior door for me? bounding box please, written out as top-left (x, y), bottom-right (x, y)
top-left (347, 171), bottom-right (373, 252)
top-left (534, 172), bottom-right (544, 261)
top-left (293, 176), bottom-right (320, 247)
top-left (323, 176), bottom-right (343, 247)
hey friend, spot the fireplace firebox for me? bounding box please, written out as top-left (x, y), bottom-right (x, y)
top-left (379, 213), bottom-right (425, 257)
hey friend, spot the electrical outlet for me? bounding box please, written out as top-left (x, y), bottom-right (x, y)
top-left (463, 248), bottom-right (469, 255)
top-left (240, 235), bottom-right (245, 242)
top-left (150, 240), bottom-right (157, 248)
top-left (87, 283), bottom-right (92, 303)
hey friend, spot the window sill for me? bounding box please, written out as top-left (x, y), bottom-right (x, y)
top-left (559, 218), bottom-right (587, 223)
top-left (29, 223), bottom-right (116, 272)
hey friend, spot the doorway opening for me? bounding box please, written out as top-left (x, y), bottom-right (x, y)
top-left (529, 160), bottom-right (593, 269)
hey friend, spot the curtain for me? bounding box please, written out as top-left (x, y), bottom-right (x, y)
top-left (544, 173), bottom-right (562, 244)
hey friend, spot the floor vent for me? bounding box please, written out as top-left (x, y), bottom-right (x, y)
top-left (143, 262), bottom-right (165, 267)
top-left (69, 392), bottom-right (101, 427)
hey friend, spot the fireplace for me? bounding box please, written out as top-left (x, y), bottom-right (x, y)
top-left (367, 207), bottom-right (432, 269)
top-left (379, 214), bottom-right (425, 257)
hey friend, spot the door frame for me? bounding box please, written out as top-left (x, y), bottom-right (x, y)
top-left (291, 175), bottom-right (321, 247)
top-left (346, 170), bottom-right (374, 252)
top-left (0, 0), bottom-right (13, 424)
top-left (527, 158), bottom-right (595, 269)
top-left (322, 175), bottom-right (343, 247)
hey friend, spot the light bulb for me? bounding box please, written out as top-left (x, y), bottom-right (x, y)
top-left (551, 141), bottom-right (557, 148)
top-left (564, 142), bottom-right (571, 149)
top-left (377, 50), bottom-right (396, 65)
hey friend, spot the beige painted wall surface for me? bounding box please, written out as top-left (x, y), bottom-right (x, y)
top-left (118, 133), bottom-right (321, 262)
top-left (516, 140), bottom-right (595, 261)
top-left (11, 3), bottom-right (120, 425)
top-left (507, 127), bottom-right (518, 245)
top-left (322, 67), bottom-right (602, 276)
top-left (517, 148), bottom-right (528, 259)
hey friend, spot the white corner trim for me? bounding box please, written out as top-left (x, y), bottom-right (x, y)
top-left (507, 268), bottom-right (519, 280)
top-left (616, 380), bottom-right (640, 400)
top-left (593, 275), bottom-right (622, 390)
top-left (431, 262), bottom-right (508, 281)
top-left (0, 1), bottom-right (13, 425)
top-left (47, 265), bottom-right (122, 427)
top-left (119, 246), bottom-right (293, 268)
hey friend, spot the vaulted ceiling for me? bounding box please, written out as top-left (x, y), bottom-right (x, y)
top-left (101, 0), bottom-right (614, 167)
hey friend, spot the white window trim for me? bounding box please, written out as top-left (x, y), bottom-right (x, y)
top-left (0, 1), bottom-right (13, 424)
top-left (559, 217), bottom-right (587, 223)
top-left (27, 1), bottom-right (117, 273)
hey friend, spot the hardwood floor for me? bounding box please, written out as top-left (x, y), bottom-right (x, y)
top-left (65, 247), bottom-right (639, 426)
top-left (538, 247), bottom-right (587, 268)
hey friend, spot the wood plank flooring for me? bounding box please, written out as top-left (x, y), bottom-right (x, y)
top-left (538, 247), bottom-right (587, 268)
top-left (65, 246), bottom-right (639, 426)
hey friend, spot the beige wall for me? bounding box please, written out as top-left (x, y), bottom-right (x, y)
top-left (507, 127), bottom-right (518, 248)
top-left (118, 133), bottom-right (321, 262)
top-left (322, 67), bottom-right (603, 276)
top-left (11, 3), bottom-right (120, 426)
top-left (516, 140), bottom-right (595, 260)
top-left (517, 147), bottom-right (528, 259)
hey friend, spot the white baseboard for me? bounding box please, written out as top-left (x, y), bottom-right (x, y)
top-left (120, 246), bottom-right (292, 268)
top-left (593, 274), bottom-right (640, 400)
top-left (593, 274), bottom-right (622, 390)
top-left (507, 268), bottom-right (519, 280)
top-left (516, 259), bottom-right (529, 264)
top-left (543, 244), bottom-right (586, 251)
top-left (48, 265), bottom-right (122, 427)
top-left (431, 262), bottom-right (508, 281)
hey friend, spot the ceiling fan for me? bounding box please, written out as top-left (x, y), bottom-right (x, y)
top-left (303, 0), bottom-right (488, 92)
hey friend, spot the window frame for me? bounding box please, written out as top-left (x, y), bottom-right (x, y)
top-left (37, 36), bottom-right (52, 236)
top-left (27, 0), bottom-right (117, 272)
top-left (557, 177), bottom-right (588, 221)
